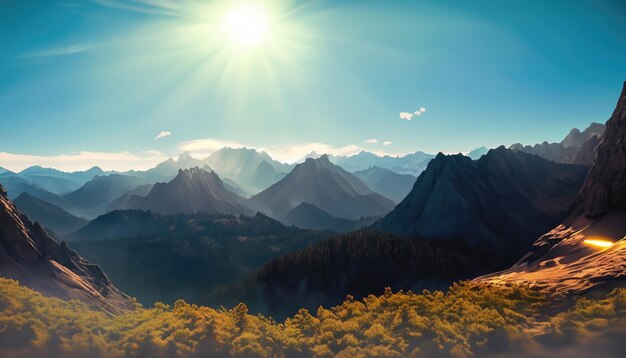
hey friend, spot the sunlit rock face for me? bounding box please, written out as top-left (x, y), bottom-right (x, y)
top-left (479, 82), bottom-right (626, 295)
top-left (0, 184), bottom-right (133, 314)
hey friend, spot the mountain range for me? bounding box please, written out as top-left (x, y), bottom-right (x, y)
top-left (510, 122), bottom-right (605, 165)
top-left (249, 155), bottom-right (396, 222)
top-left (0, 184), bottom-right (132, 314)
top-left (376, 147), bottom-right (589, 255)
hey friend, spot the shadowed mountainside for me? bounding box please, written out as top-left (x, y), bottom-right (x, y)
top-left (376, 147), bottom-right (589, 255)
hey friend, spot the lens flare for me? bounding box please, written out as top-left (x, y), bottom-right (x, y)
top-left (583, 239), bottom-right (614, 248)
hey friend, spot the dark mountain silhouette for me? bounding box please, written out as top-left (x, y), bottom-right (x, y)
top-left (0, 184), bottom-right (132, 314)
top-left (208, 230), bottom-right (511, 319)
top-left (204, 147), bottom-right (292, 194)
top-left (249, 155), bottom-right (395, 221)
top-left (353, 166), bottom-right (416, 202)
top-left (376, 147), bottom-right (589, 255)
top-left (284, 202), bottom-right (378, 232)
top-left (14, 193), bottom-right (88, 236)
top-left (332, 150), bottom-right (435, 175)
top-left (63, 174), bottom-right (147, 219)
top-left (68, 211), bottom-right (329, 306)
top-left (510, 122), bottom-right (606, 165)
top-left (480, 81), bottom-right (626, 295)
top-left (126, 167), bottom-right (252, 215)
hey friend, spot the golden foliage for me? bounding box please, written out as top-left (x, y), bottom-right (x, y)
top-left (0, 278), bottom-right (623, 357)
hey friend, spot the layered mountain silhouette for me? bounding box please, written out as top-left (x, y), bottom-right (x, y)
top-left (332, 150), bottom-right (435, 176)
top-left (353, 166), bottom-right (416, 202)
top-left (63, 174), bottom-right (147, 219)
top-left (284, 202), bottom-right (378, 232)
top-left (249, 155), bottom-right (395, 221)
top-left (126, 167), bottom-right (252, 215)
top-left (13, 166), bottom-right (105, 194)
top-left (0, 184), bottom-right (132, 314)
top-left (0, 175), bottom-right (75, 212)
top-left (68, 211), bottom-right (329, 305)
top-left (376, 147), bottom-right (589, 255)
top-left (510, 122), bottom-right (605, 165)
top-left (107, 183), bottom-right (155, 211)
top-left (205, 147), bottom-right (291, 194)
top-left (126, 152), bottom-right (206, 183)
top-left (14, 193), bottom-right (88, 236)
top-left (480, 82), bottom-right (626, 294)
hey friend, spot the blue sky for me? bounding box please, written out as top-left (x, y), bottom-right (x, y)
top-left (1, 0), bottom-right (625, 171)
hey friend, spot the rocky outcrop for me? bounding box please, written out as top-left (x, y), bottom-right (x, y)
top-left (0, 184), bottom-right (133, 314)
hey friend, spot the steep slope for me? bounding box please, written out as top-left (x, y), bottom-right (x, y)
top-left (126, 167), bottom-right (252, 215)
top-left (353, 166), bottom-right (416, 202)
top-left (284, 202), bottom-right (378, 232)
top-left (0, 184), bottom-right (132, 314)
top-left (69, 211), bottom-right (329, 306)
top-left (377, 147), bottom-right (589, 255)
top-left (249, 156), bottom-right (396, 221)
top-left (63, 174), bottom-right (147, 218)
top-left (14, 193), bottom-right (88, 236)
top-left (480, 81), bottom-right (626, 295)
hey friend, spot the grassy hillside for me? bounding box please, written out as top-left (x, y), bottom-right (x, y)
top-left (0, 277), bottom-right (623, 357)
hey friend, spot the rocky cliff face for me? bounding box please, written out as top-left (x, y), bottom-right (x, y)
top-left (0, 184), bottom-right (133, 314)
top-left (569, 84), bottom-right (626, 219)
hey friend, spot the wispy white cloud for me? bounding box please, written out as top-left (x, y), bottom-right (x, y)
top-left (399, 112), bottom-right (414, 121)
top-left (383, 141), bottom-right (392, 146)
top-left (400, 106), bottom-right (427, 121)
top-left (154, 131), bottom-right (172, 140)
top-left (364, 138), bottom-right (379, 144)
top-left (0, 151), bottom-right (168, 172)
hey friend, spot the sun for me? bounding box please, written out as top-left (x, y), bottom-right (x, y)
top-left (225, 6), bottom-right (270, 46)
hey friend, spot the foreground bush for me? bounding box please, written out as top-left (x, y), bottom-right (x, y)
top-left (0, 278), bottom-right (623, 357)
